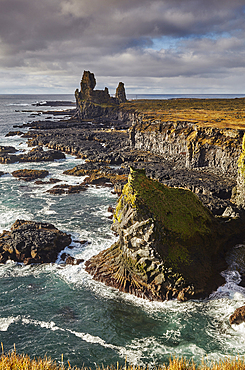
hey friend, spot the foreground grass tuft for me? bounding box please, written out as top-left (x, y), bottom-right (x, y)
top-left (1, 351), bottom-right (245, 370)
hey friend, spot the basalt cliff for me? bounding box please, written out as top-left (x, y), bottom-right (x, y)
top-left (74, 71), bottom-right (245, 213)
top-left (74, 72), bottom-right (245, 300)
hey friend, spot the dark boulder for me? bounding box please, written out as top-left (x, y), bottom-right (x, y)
top-left (47, 183), bottom-right (88, 195)
top-left (0, 220), bottom-right (72, 264)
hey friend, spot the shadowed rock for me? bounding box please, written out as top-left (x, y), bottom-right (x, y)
top-left (0, 146), bottom-right (65, 164)
top-left (47, 183), bottom-right (88, 195)
top-left (0, 220), bottom-right (72, 264)
top-left (0, 145), bottom-right (17, 154)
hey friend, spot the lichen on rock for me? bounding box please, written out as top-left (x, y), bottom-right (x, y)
top-left (86, 167), bottom-right (244, 301)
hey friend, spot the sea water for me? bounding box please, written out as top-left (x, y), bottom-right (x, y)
top-left (1, 94), bottom-right (245, 368)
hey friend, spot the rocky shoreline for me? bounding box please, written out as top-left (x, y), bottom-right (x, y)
top-left (12, 109), bottom-right (238, 214)
top-left (3, 71), bottom-right (245, 312)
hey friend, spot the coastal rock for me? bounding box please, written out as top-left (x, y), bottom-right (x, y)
top-left (12, 169), bottom-right (49, 181)
top-left (32, 101), bottom-right (75, 107)
top-left (0, 146), bottom-right (65, 164)
top-left (0, 220), bottom-right (72, 264)
top-left (15, 91), bottom-right (245, 215)
top-left (64, 164), bottom-right (128, 193)
top-left (47, 183), bottom-right (88, 195)
top-left (229, 306), bottom-right (245, 325)
top-left (0, 145), bottom-right (17, 154)
top-left (85, 168), bottom-right (245, 301)
top-left (76, 70), bottom-right (112, 105)
top-left (115, 82), bottom-right (127, 103)
top-left (75, 70), bottom-right (128, 120)
top-left (130, 118), bottom-right (242, 177)
top-left (5, 131), bottom-right (24, 137)
top-left (34, 178), bottom-right (61, 185)
top-left (64, 255), bottom-right (84, 265)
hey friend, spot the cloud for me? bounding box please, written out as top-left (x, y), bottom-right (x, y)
top-left (0, 0), bottom-right (245, 93)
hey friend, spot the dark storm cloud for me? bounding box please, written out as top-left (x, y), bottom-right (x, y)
top-left (0, 0), bottom-right (245, 92)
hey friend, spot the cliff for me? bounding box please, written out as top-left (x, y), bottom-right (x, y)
top-left (85, 168), bottom-right (245, 301)
top-left (75, 78), bottom-right (245, 210)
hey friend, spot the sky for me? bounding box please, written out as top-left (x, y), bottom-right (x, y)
top-left (0, 0), bottom-right (245, 94)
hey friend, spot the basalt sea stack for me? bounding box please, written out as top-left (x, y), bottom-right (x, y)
top-left (86, 168), bottom-right (245, 301)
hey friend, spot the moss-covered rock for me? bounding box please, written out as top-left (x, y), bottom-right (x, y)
top-left (86, 168), bottom-right (245, 301)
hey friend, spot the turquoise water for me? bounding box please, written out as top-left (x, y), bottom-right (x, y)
top-left (1, 95), bottom-right (245, 368)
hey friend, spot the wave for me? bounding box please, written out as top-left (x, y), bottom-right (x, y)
top-left (7, 103), bottom-right (30, 107)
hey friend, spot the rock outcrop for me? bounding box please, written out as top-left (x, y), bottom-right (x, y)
top-left (75, 70), bottom-right (127, 120)
top-left (0, 220), bottom-right (71, 264)
top-left (15, 92), bottom-right (245, 214)
top-left (12, 169), bottom-right (49, 181)
top-left (85, 168), bottom-right (245, 301)
top-left (0, 145), bottom-right (17, 153)
top-left (129, 118), bottom-right (242, 177)
top-left (115, 82), bottom-right (127, 103)
top-left (0, 146), bottom-right (65, 164)
top-left (46, 183), bottom-right (88, 195)
top-left (230, 305), bottom-right (245, 325)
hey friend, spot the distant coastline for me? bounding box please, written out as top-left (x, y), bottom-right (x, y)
top-left (127, 93), bottom-right (245, 100)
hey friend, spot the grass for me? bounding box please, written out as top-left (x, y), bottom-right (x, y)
top-left (2, 351), bottom-right (245, 370)
top-left (120, 98), bottom-right (245, 130)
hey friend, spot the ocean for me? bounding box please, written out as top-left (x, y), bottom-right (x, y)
top-left (1, 94), bottom-right (245, 369)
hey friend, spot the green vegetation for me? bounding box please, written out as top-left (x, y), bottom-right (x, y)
top-left (2, 351), bottom-right (245, 370)
top-left (115, 167), bottom-right (214, 268)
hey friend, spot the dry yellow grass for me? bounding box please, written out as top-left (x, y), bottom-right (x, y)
top-left (121, 98), bottom-right (245, 130)
top-left (1, 350), bottom-right (245, 370)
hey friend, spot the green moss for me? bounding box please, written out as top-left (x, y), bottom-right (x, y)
top-left (116, 167), bottom-right (215, 270)
top-left (128, 168), bottom-right (212, 240)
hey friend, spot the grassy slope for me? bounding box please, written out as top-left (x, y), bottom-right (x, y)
top-left (120, 98), bottom-right (245, 129)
